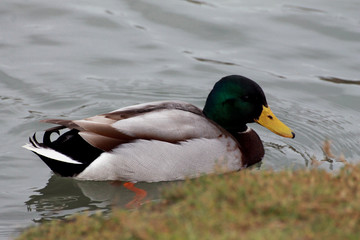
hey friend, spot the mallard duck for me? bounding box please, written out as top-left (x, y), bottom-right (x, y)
top-left (23, 75), bottom-right (295, 182)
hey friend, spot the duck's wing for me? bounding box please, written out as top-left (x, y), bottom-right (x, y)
top-left (43, 101), bottom-right (224, 152)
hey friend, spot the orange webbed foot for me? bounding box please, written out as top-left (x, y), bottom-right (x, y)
top-left (123, 182), bottom-right (148, 208)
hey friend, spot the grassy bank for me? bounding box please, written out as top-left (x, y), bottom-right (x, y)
top-left (17, 161), bottom-right (360, 240)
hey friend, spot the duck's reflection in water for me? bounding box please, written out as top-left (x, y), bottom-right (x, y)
top-left (25, 175), bottom-right (171, 222)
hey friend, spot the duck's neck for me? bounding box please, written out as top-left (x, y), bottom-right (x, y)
top-left (202, 109), bottom-right (248, 133)
top-left (232, 128), bottom-right (265, 167)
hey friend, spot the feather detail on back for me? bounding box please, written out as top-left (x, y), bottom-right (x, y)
top-left (42, 101), bottom-right (227, 152)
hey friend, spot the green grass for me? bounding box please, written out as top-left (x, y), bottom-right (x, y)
top-left (17, 163), bottom-right (360, 240)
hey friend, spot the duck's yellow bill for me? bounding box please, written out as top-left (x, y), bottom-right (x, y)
top-left (255, 105), bottom-right (295, 138)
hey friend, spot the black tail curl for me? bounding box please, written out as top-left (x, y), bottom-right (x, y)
top-left (30, 127), bottom-right (104, 177)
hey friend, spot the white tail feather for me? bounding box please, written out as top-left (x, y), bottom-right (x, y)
top-left (23, 143), bottom-right (82, 165)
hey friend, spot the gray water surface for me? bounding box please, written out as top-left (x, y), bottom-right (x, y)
top-left (1, 0), bottom-right (359, 239)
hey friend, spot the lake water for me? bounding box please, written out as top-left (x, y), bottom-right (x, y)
top-left (1, 0), bottom-right (359, 239)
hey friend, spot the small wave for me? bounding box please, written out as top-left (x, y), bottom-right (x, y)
top-left (319, 76), bottom-right (360, 86)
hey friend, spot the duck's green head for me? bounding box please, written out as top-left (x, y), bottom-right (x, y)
top-left (203, 75), bottom-right (295, 138)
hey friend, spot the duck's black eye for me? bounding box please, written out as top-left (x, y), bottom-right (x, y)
top-left (241, 95), bottom-right (250, 101)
